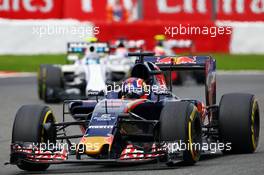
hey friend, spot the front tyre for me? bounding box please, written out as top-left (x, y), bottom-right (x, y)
top-left (160, 101), bottom-right (202, 165)
top-left (12, 105), bottom-right (56, 171)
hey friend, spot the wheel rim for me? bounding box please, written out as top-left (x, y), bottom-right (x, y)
top-left (41, 110), bottom-right (55, 143)
top-left (188, 108), bottom-right (202, 161)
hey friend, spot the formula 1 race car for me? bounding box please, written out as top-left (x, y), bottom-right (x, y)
top-left (9, 53), bottom-right (260, 171)
top-left (38, 42), bottom-right (109, 103)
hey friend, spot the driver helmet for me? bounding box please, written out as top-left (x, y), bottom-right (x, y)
top-left (121, 77), bottom-right (148, 99)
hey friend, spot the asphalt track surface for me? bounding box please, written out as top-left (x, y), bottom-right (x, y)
top-left (0, 73), bottom-right (264, 175)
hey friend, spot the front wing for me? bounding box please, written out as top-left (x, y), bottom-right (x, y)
top-left (9, 142), bottom-right (169, 166)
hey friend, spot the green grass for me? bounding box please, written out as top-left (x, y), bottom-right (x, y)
top-left (0, 54), bottom-right (263, 72)
top-left (212, 54), bottom-right (264, 70)
top-left (0, 54), bottom-right (66, 72)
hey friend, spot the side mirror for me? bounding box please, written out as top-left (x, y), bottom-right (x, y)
top-left (87, 90), bottom-right (105, 102)
top-left (87, 90), bottom-right (105, 96)
top-left (154, 91), bottom-right (171, 96)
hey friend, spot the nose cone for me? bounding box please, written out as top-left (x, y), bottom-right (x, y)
top-left (78, 136), bottom-right (113, 155)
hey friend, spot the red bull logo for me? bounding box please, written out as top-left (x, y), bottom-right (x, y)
top-left (157, 56), bottom-right (196, 65)
top-left (157, 57), bottom-right (174, 64)
top-left (175, 56), bottom-right (196, 64)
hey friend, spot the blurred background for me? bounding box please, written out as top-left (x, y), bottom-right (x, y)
top-left (0, 0), bottom-right (264, 71)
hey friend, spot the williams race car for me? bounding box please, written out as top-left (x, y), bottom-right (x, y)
top-left (38, 42), bottom-right (109, 103)
top-left (9, 53), bottom-right (260, 171)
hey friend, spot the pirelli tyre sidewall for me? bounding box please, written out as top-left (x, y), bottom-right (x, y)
top-left (219, 93), bottom-right (260, 154)
top-left (12, 105), bottom-right (56, 171)
top-left (160, 101), bottom-right (202, 166)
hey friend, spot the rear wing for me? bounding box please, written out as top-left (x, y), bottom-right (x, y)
top-left (129, 53), bottom-right (216, 106)
top-left (144, 56), bottom-right (210, 70)
top-left (66, 42), bottom-right (110, 62)
top-left (152, 56), bottom-right (216, 106)
top-left (67, 42), bottom-right (110, 54)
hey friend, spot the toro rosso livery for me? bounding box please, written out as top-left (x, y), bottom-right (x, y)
top-left (9, 53), bottom-right (260, 171)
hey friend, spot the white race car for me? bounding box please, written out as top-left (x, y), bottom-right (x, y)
top-left (38, 42), bottom-right (109, 103)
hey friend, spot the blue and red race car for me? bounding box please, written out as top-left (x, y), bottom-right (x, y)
top-left (9, 53), bottom-right (260, 171)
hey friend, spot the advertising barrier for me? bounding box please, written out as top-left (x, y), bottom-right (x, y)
top-left (63, 0), bottom-right (107, 21)
top-left (95, 21), bottom-right (232, 53)
top-left (1, 0), bottom-right (264, 54)
top-left (143, 0), bottom-right (213, 21)
top-left (0, 0), bottom-right (63, 19)
top-left (1, 0), bottom-right (263, 21)
top-left (216, 0), bottom-right (264, 21)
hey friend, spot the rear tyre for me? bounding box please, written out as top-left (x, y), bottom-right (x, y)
top-left (42, 65), bottom-right (63, 103)
top-left (12, 105), bottom-right (56, 171)
top-left (219, 93), bottom-right (260, 153)
top-left (160, 101), bottom-right (202, 166)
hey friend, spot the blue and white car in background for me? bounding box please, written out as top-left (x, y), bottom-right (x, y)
top-left (38, 42), bottom-right (109, 103)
